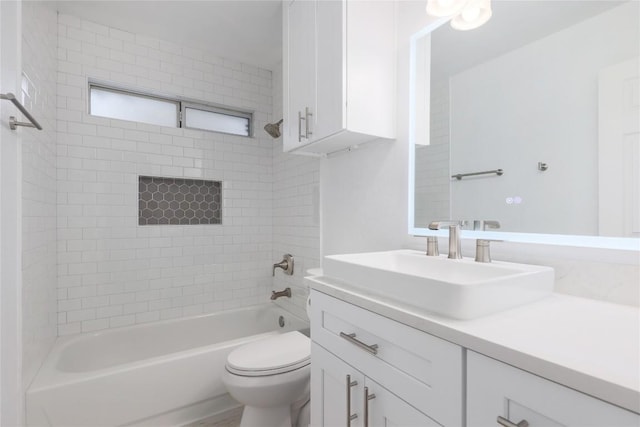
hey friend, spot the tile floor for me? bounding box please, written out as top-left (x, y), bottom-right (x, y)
top-left (184, 407), bottom-right (242, 427)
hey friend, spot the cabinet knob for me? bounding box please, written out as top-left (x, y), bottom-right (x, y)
top-left (497, 416), bottom-right (529, 427)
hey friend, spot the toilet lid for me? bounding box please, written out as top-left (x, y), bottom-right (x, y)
top-left (226, 331), bottom-right (310, 377)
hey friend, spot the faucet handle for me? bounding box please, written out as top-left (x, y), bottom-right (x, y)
top-left (475, 239), bottom-right (502, 263)
top-left (426, 236), bottom-right (439, 256)
top-left (272, 254), bottom-right (294, 276)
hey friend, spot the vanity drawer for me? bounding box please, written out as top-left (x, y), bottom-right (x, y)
top-left (310, 290), bottom-right (463, 426)
top-left (468, 351), bottom-right (640, 426)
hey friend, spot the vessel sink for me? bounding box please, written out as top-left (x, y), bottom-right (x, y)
top-left (322, 249), bottom-right (554, 320)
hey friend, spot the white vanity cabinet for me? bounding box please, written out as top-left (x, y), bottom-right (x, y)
top-left (312, 343), bottom-right (440, 426)
top-left (310, 290), bottom-right (464, 426)
top-left (467, 351), bottom-right (640, 427)
top-left (282, 0), bottom-right (396, 154)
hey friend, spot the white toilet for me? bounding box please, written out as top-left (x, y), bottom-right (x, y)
top-left (222, 331), bottom-right (311, 427)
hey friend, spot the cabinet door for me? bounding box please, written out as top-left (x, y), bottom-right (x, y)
top-left (311, 290), bottom-right (464, 426)
top-left (283, 0), bottom-right (316, 151)
top-left (314, 0), bottom-right (345, 141)
top-left (468, 351), bottom-right (640, 427)
top-left (364, 378), bottom-right (440, 427)
top-left (311, 342), bottom-right (365, 427)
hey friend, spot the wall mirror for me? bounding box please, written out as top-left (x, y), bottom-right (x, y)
top-left (408, 0), bottom-right (640, 250)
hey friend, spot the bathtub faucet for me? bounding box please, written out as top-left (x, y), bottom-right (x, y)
top-left (271, 287), bottom-right (292, 300)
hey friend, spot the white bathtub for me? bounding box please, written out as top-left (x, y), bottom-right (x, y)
top-left (26, 304), bottom-right (308, 426)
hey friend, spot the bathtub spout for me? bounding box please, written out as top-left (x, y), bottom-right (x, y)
top-left (271, 288), bottom-right (292, 300)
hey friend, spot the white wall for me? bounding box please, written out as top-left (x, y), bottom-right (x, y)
top-left (271, 63), bottom-right (321, 319)
top-left (450, 3), bottom-right (639, 235)
top-left (1, 1), bottom-right (24, 423)
top-left (21, 0), bottom-right (58, 392)
top-left (320, 1), bottom-right (639, 307)
top-left (56, 14), bottom-right (276, 335)
top-left (1, 0), bottom-right (57, 421)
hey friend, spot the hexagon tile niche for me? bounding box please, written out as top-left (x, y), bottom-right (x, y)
top-left (138, 176), bottom-right (222, 225)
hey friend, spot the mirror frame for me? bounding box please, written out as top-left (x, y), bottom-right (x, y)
top-left (407, 17), bottom-right (640, 251)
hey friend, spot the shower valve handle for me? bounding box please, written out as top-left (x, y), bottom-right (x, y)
top-left (272, 254), bottom-right (294, 276)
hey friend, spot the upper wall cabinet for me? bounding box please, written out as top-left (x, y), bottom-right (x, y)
top-left (283, 0), bottom-right (396, 154)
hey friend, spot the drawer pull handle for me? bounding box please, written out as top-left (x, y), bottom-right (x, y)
top-left (340, 332), bottom-right (379, 355)
top-left (346, 374), bottom-right (358, 426)
top-left (497, 416), bottom-right (529, 427)
top-left (364, 386), bottom-right (376, 427)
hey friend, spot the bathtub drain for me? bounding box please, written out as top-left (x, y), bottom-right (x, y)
top-left (278, 315), bottom-right (285, 327)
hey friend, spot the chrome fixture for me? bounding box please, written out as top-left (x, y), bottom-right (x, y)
top-left (298, 107), bottom-right (312, 142)
top-left (264, 119), bottom-right (283, 138)
top-left (473, 220), bottom-right (500, 231)
top-left (0, 92), bottom-right (43, 130)
top-left (475, 239), bottom-right (499, 263)
top-left (363, 386), bottom-right (376, 427)
top-left (538, 162), bottom-right (549, 171)
top-left (426, 236), bottom-right (439, 256)
top-left (346, 375), bottom-right (358, 426)
top-left (272, 253), bottom-right (294, 276)
top-left (497, 416), bottom-right (529, 427)
top-left (452, 168), bottom-right (503, 180)
top-left (270, 287), bottom-right (291, 300)
top-left (339, 332), bottom-right (379, 355)
top-left (428, 221), bottom-right (465, 259)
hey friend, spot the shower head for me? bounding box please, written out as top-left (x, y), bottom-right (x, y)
top-left (264, 119), bottom-right (283, 139)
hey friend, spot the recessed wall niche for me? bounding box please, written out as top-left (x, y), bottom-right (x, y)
top-left (138, 176), bottom-right (222, 225)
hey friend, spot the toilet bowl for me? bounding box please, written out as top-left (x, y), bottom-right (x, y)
top-left (222, 331), bottom-right (311, 427)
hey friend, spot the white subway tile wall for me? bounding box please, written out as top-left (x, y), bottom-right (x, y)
top-left (271, 65), bottom-right (321, 320)
top-left (22, 1), bottom-right (59, 389)
top-left (56, 14), bottom-right (278, 335)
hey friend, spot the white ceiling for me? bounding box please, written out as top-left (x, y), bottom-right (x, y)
top-left (432, 0), bottom-right (628, 78)
top-left (54, 0), bottom-right (629, 75)
top-left (55, 0), bottom-right (283, 70)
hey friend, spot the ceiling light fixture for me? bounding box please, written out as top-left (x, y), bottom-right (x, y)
top-left (450, 0), bottom-right (492, 30)
top-left (426, 0), bottom-right (492, 30)
top-left (426, 0), bottom-right (469, 17)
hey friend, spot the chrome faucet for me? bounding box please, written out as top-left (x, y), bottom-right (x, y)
top-left (271, 287), bottom-right (291, 300)
top-left (428, 221), bottom-right (465, 259)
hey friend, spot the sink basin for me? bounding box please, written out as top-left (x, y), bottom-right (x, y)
top-left (322, 250), bottom-right (554, 320)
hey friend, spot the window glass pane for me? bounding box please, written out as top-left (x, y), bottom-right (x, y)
top-left (90, 87), bottom-right (178, 127)
top-left (184, 107), bottom-right (250, 136)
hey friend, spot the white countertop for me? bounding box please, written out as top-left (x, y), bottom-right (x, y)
top-left (308, 276), bottom-right (640, 414)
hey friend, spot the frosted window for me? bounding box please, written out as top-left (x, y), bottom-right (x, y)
top-left (90, 87), bottom-right (178, 127)
top-left (184, 107), bottom-right (250, 136)
top-left (88, 83), bottom-right (252, 137)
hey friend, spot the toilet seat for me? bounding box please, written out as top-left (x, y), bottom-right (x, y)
top-left (226, 331), bottom-right (310, 377)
